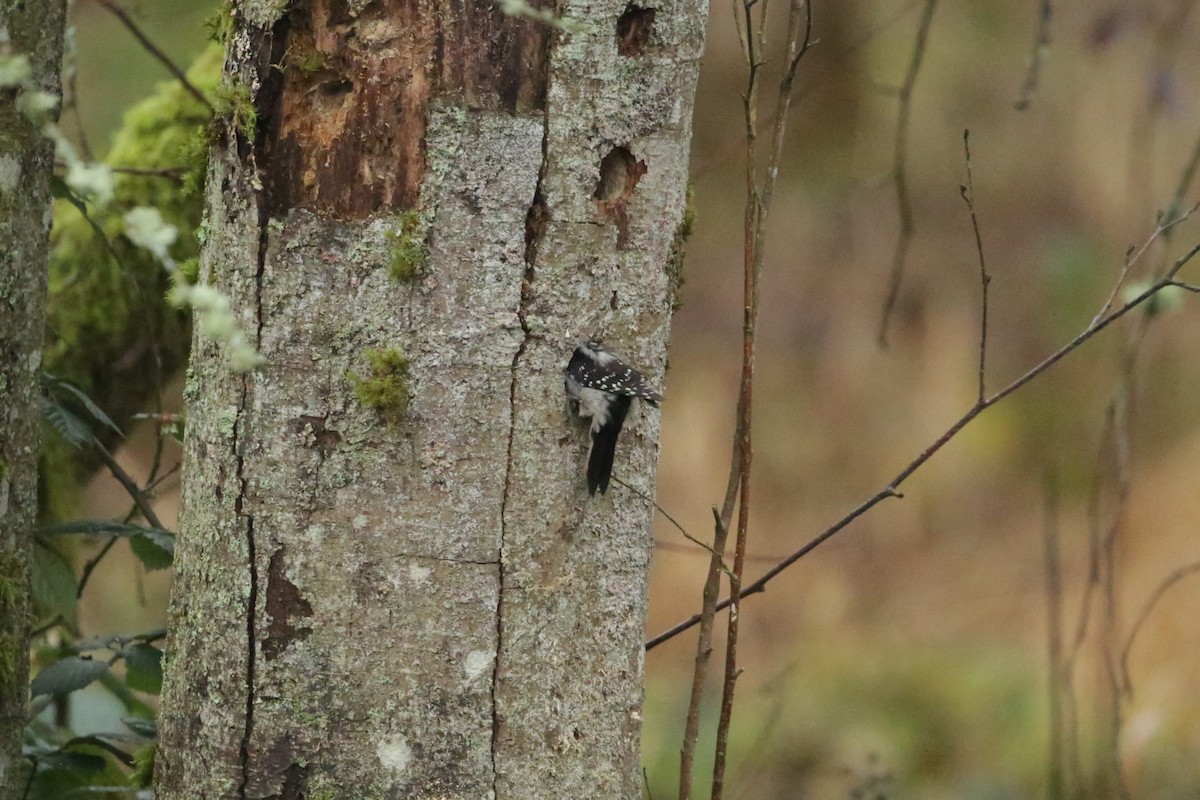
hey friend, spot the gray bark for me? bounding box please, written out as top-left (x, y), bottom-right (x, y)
top-left (156, 0), bottom-right (705, 797)
top-left (0, 1), bottom-right (66, 796)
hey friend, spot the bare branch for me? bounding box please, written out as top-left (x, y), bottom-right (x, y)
top-left (1092, 202), bottom-right (1199, 325)
top-left (77, 537), bottom-right (120, 600)
top-left (648, 239), bottom-right (1200, 651)
top-left (652, 538), bottom-right (786, 565)
top-left (613, 477), bottom-right (733, 573)
top-left (94, 444), bottom-right (167, 532)
top-left (1120, 560), bottom-right (1200, 695)
top-left (1042, 479), bottom-right (1066, 800)
top-left (92, 0), bottom-right (215, 113)
top-left (960, 130), bottom-right (991, 403)
top-left (878, 0), bottom-right (938, 347)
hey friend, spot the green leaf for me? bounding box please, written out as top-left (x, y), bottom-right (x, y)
top-left (31, 656), bottom-right (109, 697)
top-left (121, 717), bottom-right (158, 739)
top-left (72, 635), bottom-right (118, 652)
top-left (31, 539), bottom-right (76, 619)
top-left (122, 643), bottom-right (163, 694)
top-left (129, 530), bottom-right (174, 570)
top-left (44, 376), bottom-right (123, 438)
top-left (41, 397), bottom-right (94, 448)
top-left (38, 521), bottom-right (176, 570)
top-left (63, 736), bottom-right (136, 767)
top-left (35, 749), bottom-right (108, 773)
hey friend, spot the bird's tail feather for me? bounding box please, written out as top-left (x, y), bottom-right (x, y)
top-left (587, 396), bottom-right (631, 495)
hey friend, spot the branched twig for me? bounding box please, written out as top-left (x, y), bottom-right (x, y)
top-left (74, 442), bottom-right (171, 599)
top-left (679, 3), bottom-right (816, 797)
top-left (877, 0), bottom-right (938, 347)
top-left (712, 3), bottom-right (815, 799)
top-left (92, 0), bottom-right (215, 113)
top-left (691, 0), bottom-right (920, 184)
top-left (648, 487), bottom-right (900, 649)
top-left (1093, 203), bottom-right (1199, 325)
top-left (93, 444), bottom-right (166, 532)
top-left (649, 239), bottom-right (1200, 651)
top-left (1014, 0), bottom-right (1053, 110)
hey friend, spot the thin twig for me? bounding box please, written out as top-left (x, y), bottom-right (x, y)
top-left (92, 0), bottom-right (215, 113)
top-left (1014, 0), bottom-right (1053, 110)
top-left (29, 616), bottom-right (65, 639)
top-left (93, 444), bottom-right (167, 531)
top-left (648, 240), bottom-right (1200, 650)
top-left (1042, 478), bottom-right (1066, 800)
top-left (679, 0), bottom-right (765, 786)
top-left (20, 755), bottom-right (36, 800)
top-left (652, 538), bottom-right (786, 565)
top-left (710, 4), bottom-right (815, 798)
top-left (56, 161), bottom-right (188, 179)
top-left (66, 68), bottom-right (94, 162)
top-left (77, 536), bottom-right (120, 599)
top-left (1093, 203), bottom-right (1198, 325)
top-left (648, 487), bottom-right (900, 649)
top-left (1101, 387), bottom-right (1132, 800)
top-left (960, 130), bottom-right (991, 402)
top-left (612, 476), bottom-right (733, 573)
top-left (877, 0), bottom-right (938, 347)
top-left (145, 459), bottom-right (182, 494)
top-left (709, 0), bottom-right (765, 785)
top-left (1120, 560), bottom-right (1200, 694)
top-left (57, 192), bottom-right (169, 436)
top-left (692, 0), bottom-right (921, 184)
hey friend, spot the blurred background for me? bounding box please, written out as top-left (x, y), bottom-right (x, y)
top-left (61, 0), bottom-right (1200, 798)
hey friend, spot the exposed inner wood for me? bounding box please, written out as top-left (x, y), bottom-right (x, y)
top-left (259, 0), bottom-right (553, 218)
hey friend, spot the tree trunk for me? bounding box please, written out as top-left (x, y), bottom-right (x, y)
top-left (156, 0), bottom-right (705, 796)
top-left (0, 1), bottom-right (66, 795)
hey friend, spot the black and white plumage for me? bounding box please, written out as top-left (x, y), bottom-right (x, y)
top-left (564, 340), bottom-right (663, 495)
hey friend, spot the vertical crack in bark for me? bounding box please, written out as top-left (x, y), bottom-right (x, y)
top-left (493, 107), bottom-right (551, 798)
top-left (237, 161), bottom-right (272, 800)
top-left (232, 352), bottom-right (257, 799)
top-left (236, 16), bottom-right (289, 791)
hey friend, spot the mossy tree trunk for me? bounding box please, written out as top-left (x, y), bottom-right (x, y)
top-left (155, 0), bottom-right (704, 796)
top-left (0, 1), bottom-right (67, 796)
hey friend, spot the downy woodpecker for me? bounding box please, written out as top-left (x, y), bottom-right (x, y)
top-left (564, 341), bottom-right (663, 495)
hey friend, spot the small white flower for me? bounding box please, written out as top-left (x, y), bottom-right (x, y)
top-left (124, 206), bottom-right (179, 267)
top-left (65, 160), bottom-right (114, 206)
top-left (0, 54), bottom-right (31, 88)
top-left (16, 89), bottom-right (59, 122)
